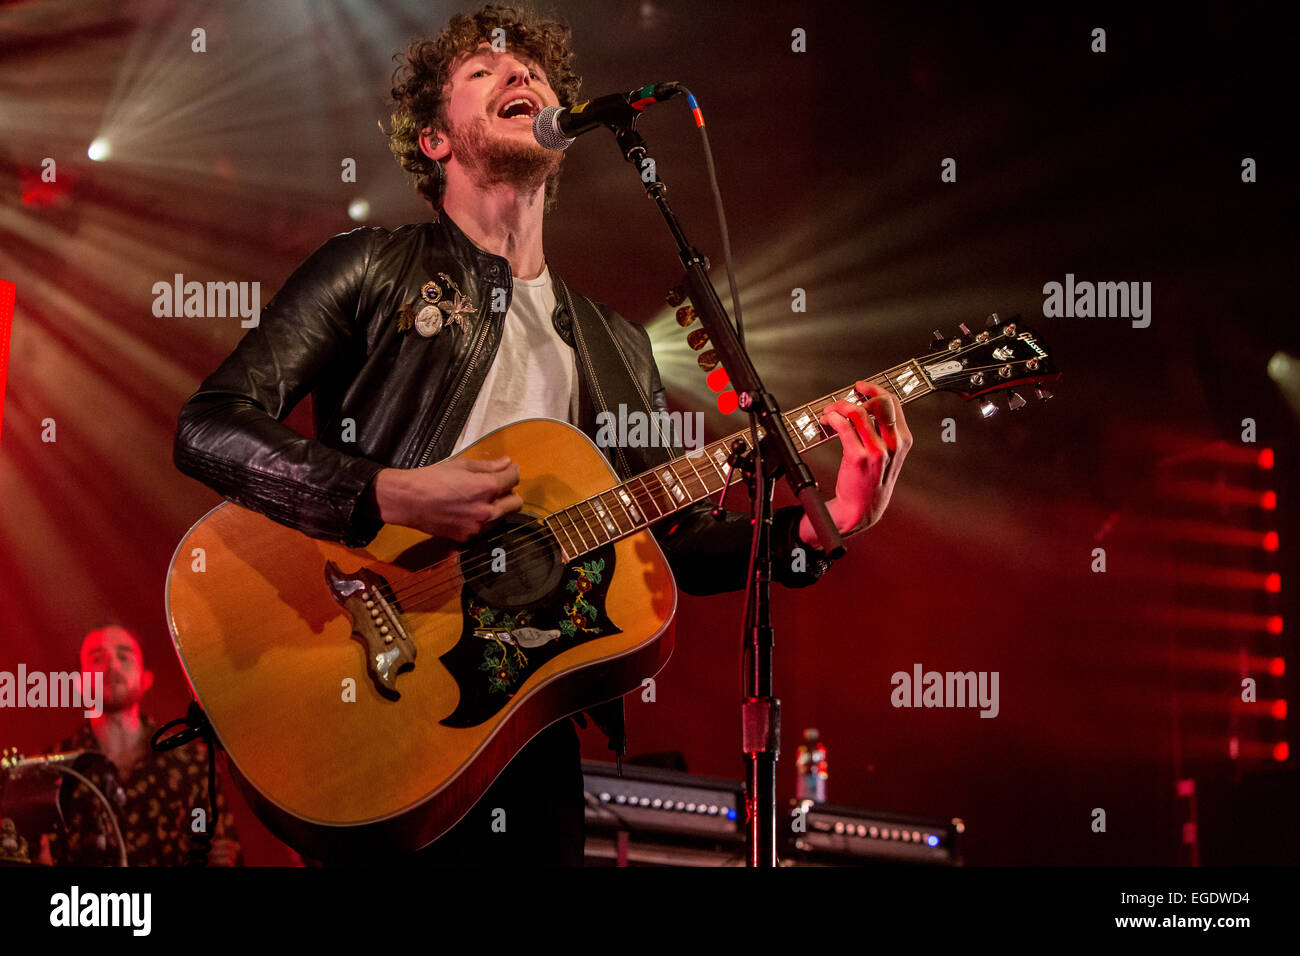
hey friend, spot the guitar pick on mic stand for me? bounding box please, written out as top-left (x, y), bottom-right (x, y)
top-left (576, 90), bottom-right (846, 866)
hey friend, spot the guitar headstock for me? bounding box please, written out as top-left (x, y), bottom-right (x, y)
top-left (920, 313), bottom-right (1059, 417)
top-left (0, 747), bottom-right (25, 770)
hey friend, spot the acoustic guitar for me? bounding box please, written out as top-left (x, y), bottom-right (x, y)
top-left (165, 316), bottom-right (1058, 859)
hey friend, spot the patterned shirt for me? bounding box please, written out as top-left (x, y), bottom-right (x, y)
top-left (45, 717), bottom-right (241, 866)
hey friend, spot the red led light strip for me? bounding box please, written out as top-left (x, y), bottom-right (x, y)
top-left (0, 280), bottom-right (14, 446)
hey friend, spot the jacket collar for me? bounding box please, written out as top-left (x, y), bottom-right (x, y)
top-left (432, 210), bottom-right (513, 289)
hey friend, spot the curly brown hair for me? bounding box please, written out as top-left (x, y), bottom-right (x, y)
top-left (387, 4), bottom-right (583, 212)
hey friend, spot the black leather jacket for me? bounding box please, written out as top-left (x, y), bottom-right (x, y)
top-left (173, 212), bottom-right (827, 597)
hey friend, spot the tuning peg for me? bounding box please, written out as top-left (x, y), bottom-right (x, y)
top-left (1007, 391), bottom-right (1027, 410)
top-left (1035, 386), bottom-right (1053, 401)
top-left (979, 398), bottom-right (998, 418)
top-left (958, 322), bottom-right (972, 335)
top-left (986, 313), bottom-right (1000, 327)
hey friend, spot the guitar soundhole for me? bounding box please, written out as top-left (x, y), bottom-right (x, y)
top-left (460, 512), bottom-right (566, 610)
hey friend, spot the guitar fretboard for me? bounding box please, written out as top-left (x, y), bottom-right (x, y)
top-left (544, 359), bottom-right (935, 560)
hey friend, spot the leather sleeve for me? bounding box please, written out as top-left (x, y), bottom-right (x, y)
top-left (173, 229), bottom-right (387, 547)
top-left (633, 325), bottom-right (830, 596)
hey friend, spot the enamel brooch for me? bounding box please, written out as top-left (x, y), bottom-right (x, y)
top-left (398, 273), bottom-right (476, 338)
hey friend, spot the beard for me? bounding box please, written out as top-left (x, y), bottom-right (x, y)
top-left (102, 673), bottom-right (142, 713)
top-left (444, 111), bottom-right (562, 196)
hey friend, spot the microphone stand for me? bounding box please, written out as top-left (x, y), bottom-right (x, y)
top-left (605, 120), bottom-right (845, 866)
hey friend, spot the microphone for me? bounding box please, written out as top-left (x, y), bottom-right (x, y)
top-left (533, 81), bottom-right (682, 150)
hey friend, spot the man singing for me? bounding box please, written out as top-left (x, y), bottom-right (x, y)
top-left (174, 3), bottom-right (910, 865)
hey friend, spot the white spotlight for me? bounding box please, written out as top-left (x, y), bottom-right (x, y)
top-left (1268, 351), bottom-right (1294, 382)
top-left (87, 138), bottom-right (111, 161)
top-left (348, 198), bottom-right (371, 222)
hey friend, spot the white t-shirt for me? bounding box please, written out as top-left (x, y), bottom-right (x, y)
top-left (450, 264), bottom-right (578, 455)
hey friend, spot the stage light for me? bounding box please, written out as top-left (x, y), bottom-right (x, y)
top-left (1270, 700), bottom-right (1287, 720)
top-left (348, 199), bottom-right (371, 222)
top-left (1273, 742), bottom-right (1289, 762)
top-left (1264, 531), bottom-right (1279, 552)
top-left (87, 138), bottom-right (111, 161)
top-left (926, 834), bottom-right (940, 847)
top-left (1171, 565), bottom-right (1283, 591)
top-left (1269, 657), bottom-right (1285, 677)
top-left (1160, 479), bottom-right (1276, 509)
top-left (1257, 448), bottom-right (1274, 469)
top-left (1268, 351), bottom-right (1294, 381)
top-left (1267, 615), bottom-right (1283, 635)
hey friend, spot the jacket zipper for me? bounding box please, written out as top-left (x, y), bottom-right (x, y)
top-left (416, 308), bottom-right (494, 467)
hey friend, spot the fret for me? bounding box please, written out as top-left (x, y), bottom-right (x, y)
top-left (685, 455), bottom-right (709, 497)
top-left (905, 360), bottom-right (933, 400)
top-left (884, 364), bottom-right (919, 402)
top-left (591, 491), bottom-right (615, 536)
top-left (780, 409), bottom-right (800, 450)
top-left (680, 448), bottom-right (713, 497)
top-left (545, 515), bottom-right (577, 562)
top-left (656, 464), bottom-right (691, 508)
top-left (812, 402), bottom-right (833, 441)
top-left (704, 442), bottom-right (729, 484)
top-left (567, 506), bottom-right (596, 555)
top-left (574, 506), bottom-right (600, 552)
top-left (612, 484), bottom-right (644, 527)
top-left (602, 368), bottom-right (931, 532)
top-left (634, 475), bottom-right (666, 519)
top-left (562, 505), bottom-right (593, 551)
top-left (574, 500), bottom-right (607, 545)
top-left (788, 404), bottom-right (822, 448)
top-left (591, 492), bottom-right (625, 538)
top-left (647, 473), bottom-right (676, 516)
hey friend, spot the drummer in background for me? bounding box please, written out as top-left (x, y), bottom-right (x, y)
top-left (38, 624), bottom-right (241, 866)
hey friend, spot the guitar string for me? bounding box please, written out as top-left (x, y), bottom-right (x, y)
top-left (378, 358), bottom-right (969, 609)
top-left (376, 373), bottom-right (881, 598)
top-left (379, 369), bottom-right (908, 605)
top-left (376, 356), bottom-right (938, 599)
top-left (380, 361), bottom-right (970, 612)
top-left (377, 339), bottom-right (1039, 610)
top-left (380, 372), bottom-right (929, 612)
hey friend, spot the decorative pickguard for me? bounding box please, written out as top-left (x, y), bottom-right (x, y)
top-left (438, 545), bottom-right (620, 727)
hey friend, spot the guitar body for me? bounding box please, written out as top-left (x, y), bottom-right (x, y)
top-left (165, 419), bottom-right (677, 860)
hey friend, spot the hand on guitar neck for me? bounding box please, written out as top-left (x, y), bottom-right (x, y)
top-left (366, 377), bottom-right (914, 550)
top-left (368, 456), bottom-right (524, 543)
top-left (798, 380), bottom-right (914, 546)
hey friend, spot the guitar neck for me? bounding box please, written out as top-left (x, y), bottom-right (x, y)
top-left (543, 359), bottom-right (935, 561)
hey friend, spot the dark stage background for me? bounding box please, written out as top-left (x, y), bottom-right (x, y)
top-left (1, 1), bottom-right (1295, 866)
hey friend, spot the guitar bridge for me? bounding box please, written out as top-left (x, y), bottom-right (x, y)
top-left (324, 561), bottom-right (415, 698)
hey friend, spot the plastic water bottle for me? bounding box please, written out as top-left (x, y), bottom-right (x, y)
top-left (795, 728), bottom-right (828, 803)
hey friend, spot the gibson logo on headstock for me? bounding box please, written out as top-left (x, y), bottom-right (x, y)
top-left (1017, 332), bottom-right (1048, 359)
